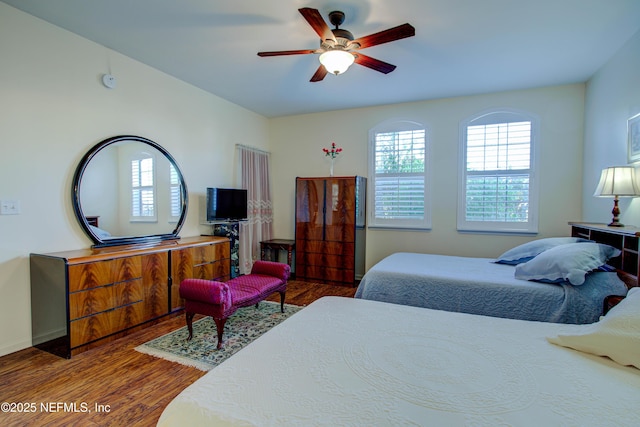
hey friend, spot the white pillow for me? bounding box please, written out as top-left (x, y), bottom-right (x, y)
top-left (514, 242), bottom-right (620, 285)
top-left (495, 237), bottom-right (590, 265)
top-left (547, 287), bottom-right (639, 369)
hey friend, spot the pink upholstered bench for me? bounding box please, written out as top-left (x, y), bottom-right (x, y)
top-left (179, 260), bottom-right (290, 349)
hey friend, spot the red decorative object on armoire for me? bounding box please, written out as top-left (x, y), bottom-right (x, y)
top-left (295, 176), bottom-right (366, 285)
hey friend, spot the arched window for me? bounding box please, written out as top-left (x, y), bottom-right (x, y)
top-left (457, 109), bottom-right (539, 234)
top-left (368, 120), bottom-right (431, 229)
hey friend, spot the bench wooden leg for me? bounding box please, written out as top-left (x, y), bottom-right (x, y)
top-left (213, 317), bottom-right (228, 349)
top-left (185, 312), bottom-right (196, 341)
top-left (279, 291), bottom-right (286, 313)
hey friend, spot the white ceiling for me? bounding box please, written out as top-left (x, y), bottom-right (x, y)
top-left (3, 0), bottom-right (640, 117)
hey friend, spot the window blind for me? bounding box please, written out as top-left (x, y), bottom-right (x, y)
top-left (465, 121), bottom-right (531, 222)
top-left (369, 125), bottom-right (430, 229)
top-left (131, 157), bottom-right (155, 219)
top-left (169, 163), bottom-right (181, 218)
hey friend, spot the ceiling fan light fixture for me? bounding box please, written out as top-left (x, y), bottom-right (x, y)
top-left (319, 50), bottom-right (355, 75)
top-left (257, 8), bottom-right (415, 82)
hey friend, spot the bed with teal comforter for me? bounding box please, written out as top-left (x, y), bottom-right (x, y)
top-left (354, 251), bottom-right (627, 324)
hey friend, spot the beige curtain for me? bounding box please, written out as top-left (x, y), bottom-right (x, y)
top-left (237, 145), bottom-right (273, 274)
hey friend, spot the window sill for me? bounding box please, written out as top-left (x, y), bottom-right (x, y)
top-left (457, 228), bottom-right (538, 236)
top-left (368, 225), bottom-right (432, 232)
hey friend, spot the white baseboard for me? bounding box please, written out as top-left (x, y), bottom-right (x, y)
top-left (1, 327), bottom-right (66, 358)
top-left (0, 338), bottom-right (33, 358)
top-left (32, 327), bottom-right (66, 346)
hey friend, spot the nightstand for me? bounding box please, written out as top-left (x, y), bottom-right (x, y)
top-left (260, 239), bottom-right (295, 277)
top-left (603, 295), bottom-right (625, 315)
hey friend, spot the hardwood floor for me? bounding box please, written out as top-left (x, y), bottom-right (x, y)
top-left (0, 280), bottom-right (356, 427)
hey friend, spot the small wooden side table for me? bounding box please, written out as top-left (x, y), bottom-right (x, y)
top-left (260, 239), bottom-right (295, 276)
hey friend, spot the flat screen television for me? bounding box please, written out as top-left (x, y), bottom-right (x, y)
top-left (206, 188), bottom-right (248, 221)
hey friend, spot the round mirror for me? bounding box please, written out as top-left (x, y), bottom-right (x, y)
top-left (72, 135), bottom-right (188, 247)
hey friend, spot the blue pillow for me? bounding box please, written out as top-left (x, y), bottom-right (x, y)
top-left (514, 242), bottom-right (621, 286)
top-left (495, 237), bottom-right (591, 265)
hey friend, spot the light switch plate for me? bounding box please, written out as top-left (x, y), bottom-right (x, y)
top-left (0, 200), bottom-right (21, 215)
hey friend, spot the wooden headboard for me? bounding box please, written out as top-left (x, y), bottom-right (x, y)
top-left (570, 222), bottom-right (639, 289)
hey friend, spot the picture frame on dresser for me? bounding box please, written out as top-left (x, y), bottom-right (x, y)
top-left (627, 112), bottom-right (640, 163)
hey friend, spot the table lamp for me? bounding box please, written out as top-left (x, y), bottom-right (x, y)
top-left (593, 166), bottom-right (640, 227)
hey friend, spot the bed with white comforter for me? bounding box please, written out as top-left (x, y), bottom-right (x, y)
top-left (158, 293), bottom-right (640, 426)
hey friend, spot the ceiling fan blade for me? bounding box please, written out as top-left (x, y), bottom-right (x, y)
top-left (354, 53), bottom-right (397, 74)
top-left (353, 23), bottom-right (415, 49)
top-left (258, 49), bottom-right (316, 57)
top-left (299, 7), bottom-right (335, 41)
top-left (310, 65), bottom-right (328, 82)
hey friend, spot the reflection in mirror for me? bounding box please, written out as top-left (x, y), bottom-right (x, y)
top-left (72, 135), bottom-right (188, 247)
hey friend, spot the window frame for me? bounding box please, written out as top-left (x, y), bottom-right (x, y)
top-left (457, 108), bottom-right (539, 235)
top-left (367, 119), bottom-right (431, 230)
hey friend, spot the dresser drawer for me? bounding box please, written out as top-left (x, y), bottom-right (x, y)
top-left (69, 301), bottom-right (144, 348)
top-left (69, 278), bottom-right (144, 320)
top-left (192, 244), bottom-right (215, 266)
top-left (68, 256), bottom-right (142, 292)
top-left (170, 242), bottom-right (231, 310)
top-left (295, 264), bottom-right (355, 283)
top-left (296, 252), bottom-right (354, 269)
top-left (296, 240), bottom-right (355, 255)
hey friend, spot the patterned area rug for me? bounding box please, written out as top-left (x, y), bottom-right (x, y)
top-left (135, 301), bottom-right (302, 371)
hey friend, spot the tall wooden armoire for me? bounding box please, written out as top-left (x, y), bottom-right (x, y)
top-left (295, 176), bottom-right (366, 285)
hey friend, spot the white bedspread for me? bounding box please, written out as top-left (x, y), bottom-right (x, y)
top-left (158, 297), bottom-right (640, 426)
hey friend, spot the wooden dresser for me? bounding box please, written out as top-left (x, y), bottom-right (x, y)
top-left (295, 176), bottom-right (366, 285)
top-left (30, 236), bottom-right (230, 358)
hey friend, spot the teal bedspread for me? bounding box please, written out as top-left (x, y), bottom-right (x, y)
top-left (354, 252), bottom-right (628, 324)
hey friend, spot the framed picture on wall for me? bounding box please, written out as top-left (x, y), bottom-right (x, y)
top-left (628, 112), bottom-right (640, 163)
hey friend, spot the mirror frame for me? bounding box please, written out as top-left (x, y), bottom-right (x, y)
top-left (72, 135), bottom-right (188, 247)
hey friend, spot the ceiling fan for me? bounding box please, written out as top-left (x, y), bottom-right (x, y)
top-left (257, 8), bottom-right (415, 82)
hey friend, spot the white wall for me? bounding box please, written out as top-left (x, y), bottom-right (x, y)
top-left (270, 84), bottom-right (586, 269)
top-left (0, 4), bottom-right (269, 357)
top-left (583, 30), bottom-right (640, 224)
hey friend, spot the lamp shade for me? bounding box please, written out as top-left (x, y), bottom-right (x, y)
top-left (319, 50), bottom-right (355, 75)
top-left (593, 166), bottom-right (640, 197)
